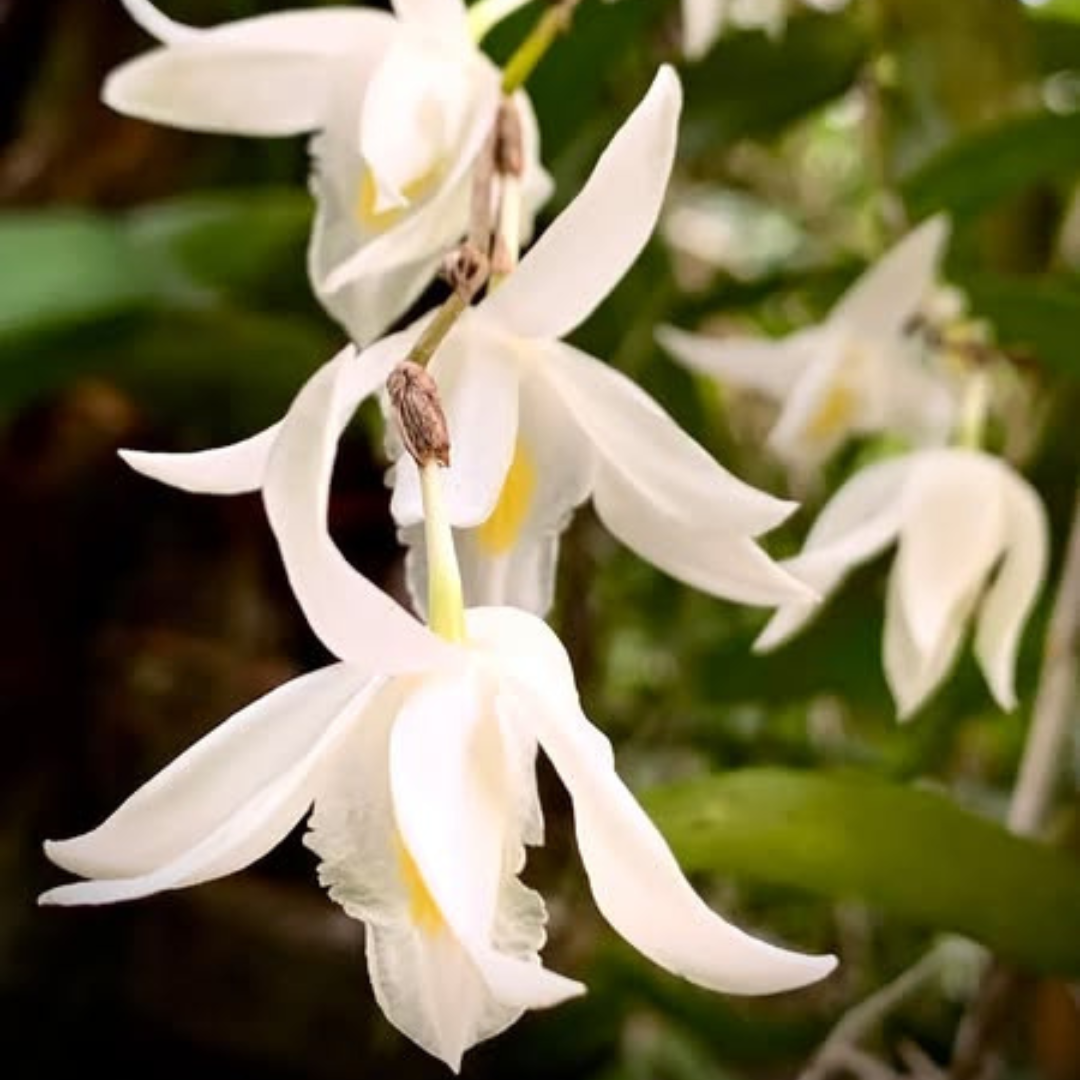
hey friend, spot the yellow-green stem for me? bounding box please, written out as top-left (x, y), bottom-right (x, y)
top-left (409, 292), bottom-right (468, 369)
top-left (420, 462), bottom-right (467, 643)
top-left (501, 0), bottom-right (579, 95)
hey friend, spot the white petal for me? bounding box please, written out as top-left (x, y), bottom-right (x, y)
top-left (41, 664), bottom-right (373, 904)
top-left (468, 607), bottom-right (837, 995)
top-left (974, 470), bottom-right (1049, 710)
top-left (305, 681), bottom-right (533, 1070)
top-left (262, 340), bottom-right (457, 674)
top-left (682, 0), bottom-right (728, 59)
top-left (657, 324), bottom-right (809, 399)
top-left (754, 455), bottom-right (912, 651)
top-left (482, 66), bottom-right (682, 340)
top-left (119, 422), bottom-right (280, 495)
top-left (366, 922), bottom-right (523, 1071)
top-left (883, 565), bottom-right (974, 720)
top-left (391, 0), bottom-right (469, 37)
top-left (542, 342), bottom-right (797, 535)
top-left (105, 10), bottom-right (396, 136)
top-left (390, 672), bottom-right (582, 1007)
top-left (594, 467), bottom-right (814, 606)
top-left (390, 316), bottom-right (522, 529)
top-left (832, 215), bottom-right (949, 341)
top-left (119, 0), bottom-right (198, 43)
top-left (359, 35), bottom-right (496, 211)
top-left (894, 450), bottom-right (1007, 656)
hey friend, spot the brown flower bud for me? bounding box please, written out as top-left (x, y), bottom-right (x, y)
top-left (386, 361), bottom-right (451, 468)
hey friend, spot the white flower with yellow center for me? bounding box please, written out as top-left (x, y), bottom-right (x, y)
top-left (106, 0), bottom-right (551, 344)
top-left (754, 448), bottom-right (1049, 719)
top-left (118, 68), bottom-right (814, 616)
top-left (658, 217), bottom-right (959, 478)
top-left (41, 351), bottom-right (836, 1070)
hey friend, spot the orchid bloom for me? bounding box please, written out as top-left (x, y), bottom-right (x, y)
top-left (106, 0), bottom-right (551, 345)
top-left (41, 352), bottom-right (836, 1070)
top-left (118, 67), bottom-right (815, 617)
top-left (754, 448), bottom-right (1049, 719)
top-left (681, 0), bottom-right (788, 59)
top-left (658, 217), bottom-right (959, 478)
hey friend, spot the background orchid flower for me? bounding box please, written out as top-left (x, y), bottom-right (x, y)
top-left (42, 352), bottom-right (836, 1070)
top-left (105, 0), bottom-right (551, 345)
top-left (681, 0), bottom-right (788, 60)
top-left (658, 216), bottom-right (959, 479)
top-left (119, 66), bottom-right (814, 618)
top-left (753, 448), bottom-right (1049, 719)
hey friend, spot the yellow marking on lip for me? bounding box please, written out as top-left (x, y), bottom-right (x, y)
top-left (804, 384), bottom-right (857, 442)
top-left (395, 832), bottom-right (444, 935)
top-left (355, 161), bottom-right (445, 232)
top-left (476, 441), bottom-right (537, 555)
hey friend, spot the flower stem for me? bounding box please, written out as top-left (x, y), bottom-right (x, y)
top-left (955, 369), bottom-right (990, 450)
top-left (1007, 487), bottom-right (1080, 835)
top-left (407, 291), bottom-right (469, 369)
top-left (420, 462), bottom-right (467, 643)
top-left (501, 0), bottom-right (582, 95)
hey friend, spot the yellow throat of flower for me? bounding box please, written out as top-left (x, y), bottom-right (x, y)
top-left (476, 441), bottom-right (537, 555)
top-left (354, 161), bottom-right (445, 232)
top-left (395, 833), bottom-right (445, 935)
top-left (804, 383), bottom-right (858, 443)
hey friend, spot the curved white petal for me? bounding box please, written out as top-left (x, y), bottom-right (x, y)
top-left (262, 339), bottom-right (457, 674)
top-left (359, 35), bottom-right (495, 211)
top-left (105, 11), bottom-right (396, 136)
top-left (41, 664), bottom-right (374, 904)
top-left (894, 451), bottom-right (1007, 656)
top-left (483, 65), bottom-right (682, 340)
top-left (883, 565), bottom-right (974, 721)
top-left (594, 466), bottom-right (814, 606)
top-left (467, 607), bottom-right (837, 995)
top-left (390, 672), bottom-right (583, 1011)
top-left (390, 317), bottom-right (522, 529)
top-left (657, 324), bottom-right (809, 399)
top-left (974, 470), bottom-right (1049, 710)
top-left (754, 455), bottom-right (912, 651)
top-left (542, 342), bottom-right (797, 535)
top-left (119, 422), bottom-right (280, 495)
top-left (120, 0), bottom-right (199, 43)
top-left (832, 215), bottom-right (949, 341)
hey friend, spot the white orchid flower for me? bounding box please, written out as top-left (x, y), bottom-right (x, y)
top-left (106, 0), bottom-right (551, 345)
top-left (680, 0), bottom-right (788, 59)
top-left (658, 217), bottom-right (959, 478)
top-left (41, 350), bottom-right (836, 1070)
top-left (754, 448), bottom-right (1049, 720)
top-left (118, 67), bottom-right (815, 617)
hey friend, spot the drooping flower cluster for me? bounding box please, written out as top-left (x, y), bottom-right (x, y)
top-left (659, 211), bottom-right (1049, 716)
top-left (40, 1), bottom-right (844, 1070)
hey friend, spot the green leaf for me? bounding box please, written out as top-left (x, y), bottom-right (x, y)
top-left (0, 211), bottom-right (158, 343)
top-left (680, 12), bottom-right (868, 158)
top-left (903, 111), bottom-right (1080, 221)
top-left (125, 188), bottom-right (315, 306)
top-left (958, 270), bottom-right (1080, 379)
top-left (645, 767), bottom-right (1080, 975)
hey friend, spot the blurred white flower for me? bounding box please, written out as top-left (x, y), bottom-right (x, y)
top-left (681, 0), bottom-right (788, 59)
top-left (659, 216), bottom-right (959, 479)
top-left (106, 0), bottom-right (551, 344)
top-left (119, 67), bottom-right (815, 617)
top-left (42, 354), bottom-right (835, 1070)
top-left (754, 448), bottom-right (1049, 719)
